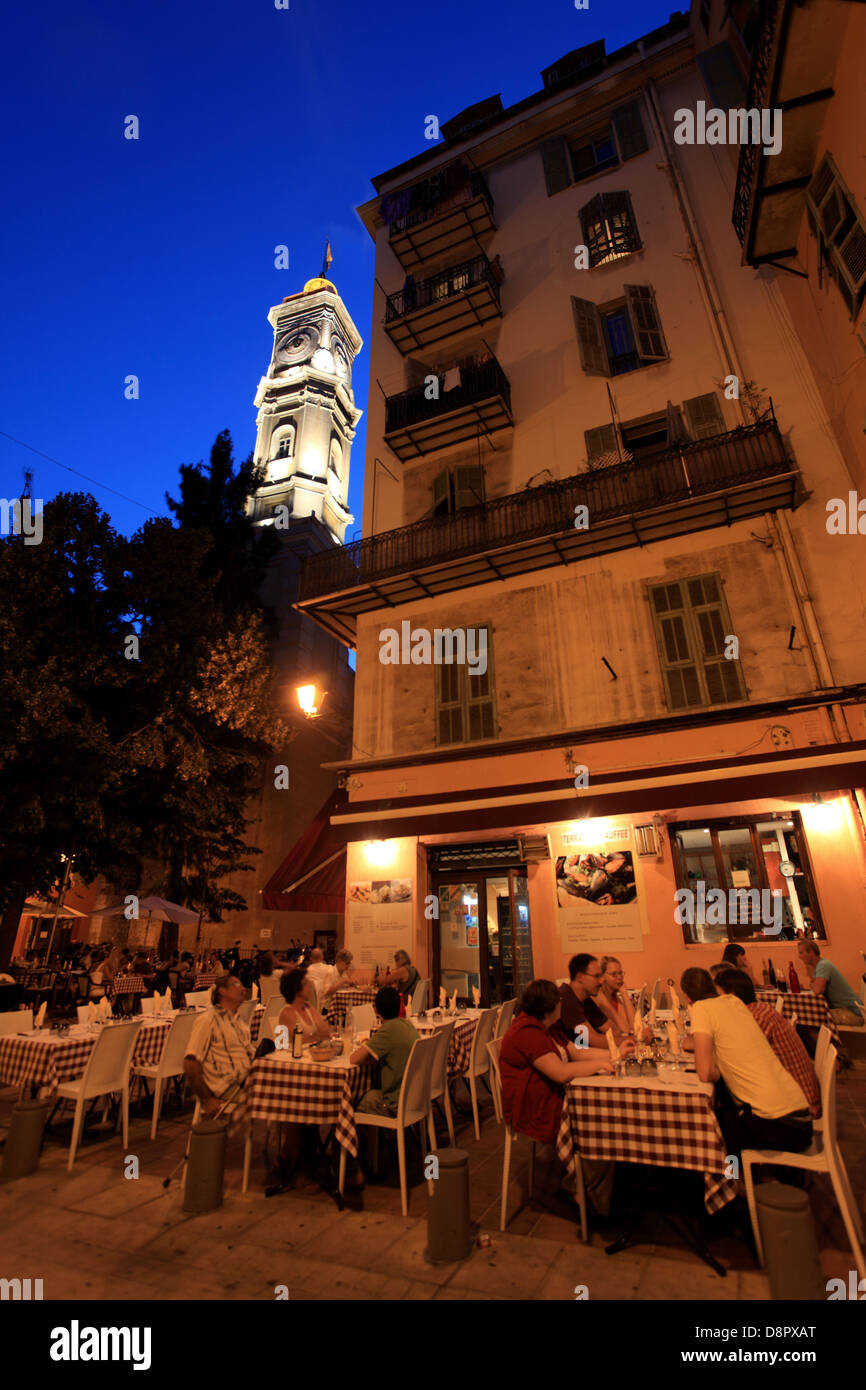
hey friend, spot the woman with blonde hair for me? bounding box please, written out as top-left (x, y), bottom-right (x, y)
top-left (595, 956), bottom-right (635, 1037)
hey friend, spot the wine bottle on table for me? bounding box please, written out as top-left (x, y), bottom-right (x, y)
top-left (788, 961), bottom-right (801, 994)
top-left (768, 959), bottom-right (777, 989)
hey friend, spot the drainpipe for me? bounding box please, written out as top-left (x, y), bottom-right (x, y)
top-left (644, 80), bottom-right (750, 427)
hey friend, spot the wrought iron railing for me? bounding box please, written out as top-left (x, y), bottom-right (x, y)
top-left (384, 255), bottom-right (500, 322)
top-left (298, 414), bottom-right (795, 602)
top-left (733, 0), bottom-right (780, 246)
top-left (389, 169), bottom-right (493, 236)
top-left (384, 356), bottom-right (511, 435)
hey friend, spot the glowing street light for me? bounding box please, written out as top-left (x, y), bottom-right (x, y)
top-left (296, 683), bottom-right (327, 717)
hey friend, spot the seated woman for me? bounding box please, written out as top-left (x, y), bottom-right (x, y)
top-left (500, 979), bottom-right (615, 1214)
top-left (595, 956), bottom-right (635, 1038)
top-left (278, 967), bottom-right (330, 1044)
top-left (721, 943), bottom-right (759, 987)
top-left (380, 950), bottom-right (420, 1004)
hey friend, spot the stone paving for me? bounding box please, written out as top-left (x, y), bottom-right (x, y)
top-left (0, 1062), bottom-right (861, 1301)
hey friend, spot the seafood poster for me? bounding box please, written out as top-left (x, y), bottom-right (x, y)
top-left (347, 878), bottom-right (413, 968)
top-left (553, 826), bottom-right (644, 954)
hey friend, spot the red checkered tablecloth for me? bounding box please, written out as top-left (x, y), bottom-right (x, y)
top-left (325, 987), bottom-right (379, 1026)
top-left (250, 1004), bottom-right (264, 1043)
top-left (0, 1018), bottom-right (173, 1094)
top-left (241, 1053), bottom-right (379, 1158)
top-left (195, 973), bottom-right (218, 989)
top-left (112, 974), bottom-right (146, 995)
top-left (414, 1015), bottom-right (478, 1077)
top-left (556, 1075), bottom-right (737, 1215)
top-left (756, 989), bottom-right (842, 1049)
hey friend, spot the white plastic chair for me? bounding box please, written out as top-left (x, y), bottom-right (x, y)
top-left (349, 1003), bottom-right (376, 1034)
top-left (464, 1007), bottom-right (499, 1141)
top-left (56, 1019), bottom-right (144, 1170)
top-left (132, 1010), bottom-right (198, 1139)
top-left (487, 1036), bottom-right (588, 1240)
top-left (742, 1036), bottom-right (865, 1278)
top-left (184, 990), bottom-right (212, 1009)
top-left (0, 1011), bottom-right (32, 1037)
top-left (237, 999), bottom-right (255, 1025)
top-left (494, 997), bottom-right (517, 1040)
top-left (427, 1019), bottom-right (456, 1146)
top-left (337, 1035), bottom-right (438, 1216)
top-left (256, 996), bottom-right (284, 1044)
top-left (140, 996), bottom-right (156, 1015)
top-left (412, 978), bottom-right (429, 1013)
top-left (258, 972), bottom-right (282, 1005)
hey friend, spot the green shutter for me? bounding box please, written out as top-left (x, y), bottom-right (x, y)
top-left (611, 101), bottom-right (648, 161)
top-left (571, 296), bottom-right (609, 375)
top-left (624, 284), bottom-right (667, 363)
top-left (541, 137), bottom-right (572, 196)
top-left (683, 392), bottom-right (725, 439)
top-left (648, 572), bottom-right (743, 710)
top-left (584, 423), bottom-right (619, 465)
top-left (435, 626), bottom-right (496, 746)
top-left (453, 464), bottom-right (485, 510)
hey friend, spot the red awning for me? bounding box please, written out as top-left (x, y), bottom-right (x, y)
top-left (262, 788), bottom-right (348, 913)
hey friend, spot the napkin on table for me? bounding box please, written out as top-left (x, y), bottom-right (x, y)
top-left (449, 989), bottom-right (458, 1011)
top-left (405, 992), bottom-right (413, 1016)
top-left (35, 1001), bottom-right (47, 1028)
top-left (665, 1020), bottom-right (680, 1056)
top-left (88, 1001), bottom-right (98, 1023)
top-left (102, 995), bottom-right (112, 1019)
top-left (251, 981), bottom-right (259, 1002)
top-left (471, 986), bottom-right (480, 1007)
top-left (605, 1028), bottom-right (619, 1062)
top-left (163, 988), bottom-right (172, 1011)
top-left (439, 986), bottom-right (447, 1008)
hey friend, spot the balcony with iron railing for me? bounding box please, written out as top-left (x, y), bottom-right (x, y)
top-left (387, 167), bottom-right (496, 274)
top-left (384, 354), bottom-right (512, 462)
top-left (297, 409), bottom-right (803, 644)
top-left (384, 254), bottom-right (503, 355)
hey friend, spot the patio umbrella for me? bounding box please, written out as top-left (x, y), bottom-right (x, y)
top-left (91, 896), bottom-right (200, 924)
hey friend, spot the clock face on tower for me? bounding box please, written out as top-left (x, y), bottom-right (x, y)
top-left (275, 324), bottom-right (320, 367)
top-left (332, 337), bottom-right (350, 380)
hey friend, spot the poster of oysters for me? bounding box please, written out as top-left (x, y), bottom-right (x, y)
top-left (347, 879), bottom-right (413, 968)
top-left (553, 825), bottom-right (644, 953)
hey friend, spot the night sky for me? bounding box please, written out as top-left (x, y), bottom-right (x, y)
top-left (1, 0), bottom-right (678, 540)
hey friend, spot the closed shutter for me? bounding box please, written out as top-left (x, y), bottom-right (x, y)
top-left (571, 296), bottom-right (609, 375)
top-left (683, 392), bottom-right (725, 439)
top-left (453, 463), bottom-right (485, 510)
top-left (541, 137), bottom-right (572, 196)
top-left (580, 191), bottom-right (640, 266)
top-left (611, 101), bottom-right (649, 161)
top-left (649, 573), bottom-right (744, 710)
top-left (435, 627), bottom-right (496, 745)
top-left (437, 662), bottom-right (464, 743)
top-left (624, 284), bottom-right (667, 363)
top-left (806, 152), bottom-right (866, 319)
top-left (584, 423), bottom-right (619, 465)
top-left (432, 469), bottom-right (451, 515)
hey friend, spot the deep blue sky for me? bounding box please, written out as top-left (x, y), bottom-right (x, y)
top-left (1, 0), bottom-right (678, 540)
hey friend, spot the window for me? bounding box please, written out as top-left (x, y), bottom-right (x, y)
top-left (683, 391), bottom-right (725, 439)
top-left (541, 100), bottom-right (649, 196)
top-left (572, 285), bottom-right (667, 376)
top-left (435, 626), bottom-right (496, 745)
top-left (671, 813), bottom-right (825, 945)
top-left (806, 153), bottom-right (866, 321)
top-left (648, 573), bottom-right (745, 711)
top-left (266, 423), bottom-right (295, 481)
top-left (584, 423), bottom-right (620, 468)
top-left (580, 192), bottom-right (641, 267)
top-left (432, 464), bottom-right (485, 517)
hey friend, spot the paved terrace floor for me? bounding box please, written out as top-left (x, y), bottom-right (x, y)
top-left (0, 1064), bottom-right (860, 1301)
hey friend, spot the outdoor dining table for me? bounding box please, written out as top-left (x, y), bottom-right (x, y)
top-left (111, 974), bottom-right (146, 996)
top-left (413, 1010), bottom-right (480, 1077)
top-left (325, 986), bottom-right (378, 1026)
top-left (0, 1016), bottom-right (175, 1096)
top-left (195, 972), bottom-right (219, 989)
top-left (240, 1048), bottom-right (379, 1162)
top-left (556, 1068), bottom-right (738, 1216)
top-left (756, 986), bottom-right (842, 1050)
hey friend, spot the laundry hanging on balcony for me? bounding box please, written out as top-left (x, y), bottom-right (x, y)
top-left (443, 366), bottom-right (462, 391)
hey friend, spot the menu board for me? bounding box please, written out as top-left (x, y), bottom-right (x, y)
top-left (553, 825), bottom-right (644, 954)
top-left (347, 879), bottom-right (413, 968)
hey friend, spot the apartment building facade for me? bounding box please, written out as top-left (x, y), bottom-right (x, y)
top-left (298, 4), bottom-right (866, 1003)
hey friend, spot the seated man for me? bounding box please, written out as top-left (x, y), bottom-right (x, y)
top-left (305, 948), bottom-right (337, 1010)
top-left (183, 974), bottom-right (254, 1118)
top-left (346, 987), bottom-right (418, 1188)
top-left (557, 953), bottom-right (614, 1050)
top-left (797, 940), bottom-right (864, 1025)
top-left (715, 967), bottom-right (820, 1118)
top-left (680, 966), bottom-right (812, 1158)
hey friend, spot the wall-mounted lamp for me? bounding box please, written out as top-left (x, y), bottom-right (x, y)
top-left (296, 683), bottom-right (327, 717)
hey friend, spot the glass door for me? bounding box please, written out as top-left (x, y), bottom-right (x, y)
top-left (434, 867), bottom-right (533, 1006)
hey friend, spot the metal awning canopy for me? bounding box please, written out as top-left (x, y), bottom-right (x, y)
top-left (389, 192), bottom-right (496, 274)
top-left (385, 275), bottom-right (502, 356)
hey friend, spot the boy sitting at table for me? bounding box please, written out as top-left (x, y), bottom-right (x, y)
top-left (345, 986), bottom-right (419, 1188)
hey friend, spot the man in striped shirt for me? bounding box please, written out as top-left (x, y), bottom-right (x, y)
top-left (715, 968), bottom-right (820, 1117)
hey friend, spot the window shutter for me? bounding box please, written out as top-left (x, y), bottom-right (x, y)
top-left (541, 137), bottom-right (572, 196)
top-left (580, 194), bottom-right (604, 263)
top-left (571, 296), bottom-right (609, 375)
top-left (432, 469), bottom-right (451, 515)
top-left (580, 191), bottom-right (639, 267)
top-left (649, 572), bottom-right (743, 710)
top-left (611, 101), bottom-right (648, 161)
top-left (584, 423), bottom-right (619, 464)
top-left (453, 463), bottom-right (485, 510)
top-left (836, 222), bottom-right (866, 309)
top-left (683, 392), bottom-right (725, 439)
top-left (435, 627), bottom-right (495, 746)
top-left (624, 284), bottom-right (667, 363)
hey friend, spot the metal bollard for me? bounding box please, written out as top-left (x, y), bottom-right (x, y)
top-left (425, 1148), bottom-right (472, 1264)
top-left (182, 1119), bottom-right (228, 1214)
top-left (0, 1098), bottom-right (50, 1182)
top-left (756, 1180), bottom-right (826, 1300)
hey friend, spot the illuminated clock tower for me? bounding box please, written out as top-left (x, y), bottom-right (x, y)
top-left (248, 275), bottom-right (362, 540)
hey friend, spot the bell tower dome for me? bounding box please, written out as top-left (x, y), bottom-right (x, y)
top-left (248, 276), bottom-right (362, 542)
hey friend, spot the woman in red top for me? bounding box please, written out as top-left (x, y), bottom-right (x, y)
top-left (500, 979), bottom-right (613, 1143)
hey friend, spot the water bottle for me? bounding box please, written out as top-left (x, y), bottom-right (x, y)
top-left (344, 1007), bottom-right (354, 1047)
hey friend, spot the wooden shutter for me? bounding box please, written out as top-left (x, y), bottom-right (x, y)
top-left (432, 469), bottom-right (451, 515)
top-left (650, 580), bottom-right (703, 710)
top-left (579, 194), bottom-right (604, 264)
top-left (571, 296), bottom-right (609, 375)
top-left (649, 574), bottom-right (744, 711)
top-left (624, 284), bottom-right (667, 363)
top-left (683, 392), bottom-right (725, 439)
top-left (453, 463), bottom-right (485, 510)
top-left (688, 575), bottom-right (745, 704)
top-left (435, 627), bottom-right (495, 745)
top-left (436, 661), bottom-right (464, 743)
top-left (584, 423), bottom-right (619, 464)
top-left (806, 153), bottom-right (866, 318)
top-left (611, 101), bottom-right (649, 161)
top-left (540, 137), bottom-right (572, 196)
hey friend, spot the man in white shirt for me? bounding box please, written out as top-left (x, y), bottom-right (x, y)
top-left (305, 949), bottom-right (337, 1011)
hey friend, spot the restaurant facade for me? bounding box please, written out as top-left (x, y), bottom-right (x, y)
top-left (294, 1), bottom-right (866, 1001)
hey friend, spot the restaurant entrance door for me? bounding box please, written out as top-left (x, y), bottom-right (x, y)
top-left (431, 853), bottom-right (534, 1007)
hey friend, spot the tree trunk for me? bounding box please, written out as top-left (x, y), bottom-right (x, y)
top-left (0, 882), bottom-right (29, 971)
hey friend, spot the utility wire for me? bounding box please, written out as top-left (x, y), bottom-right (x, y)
top-left (0, 430), bottom-right (163, 517)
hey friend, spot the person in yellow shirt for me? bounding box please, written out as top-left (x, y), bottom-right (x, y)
top-left (680, 967), bottom-right (812, 1158)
